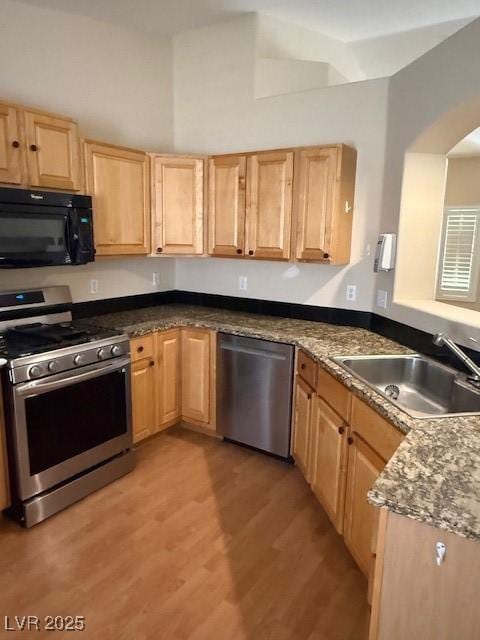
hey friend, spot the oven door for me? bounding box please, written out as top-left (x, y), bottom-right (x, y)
top-left (11, 357), bottom-right (132, 501)
top-left (0, 204), bottom-right (71, 267)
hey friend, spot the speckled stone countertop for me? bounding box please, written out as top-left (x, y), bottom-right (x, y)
top-left (86, 304), bottom-right (480, 541)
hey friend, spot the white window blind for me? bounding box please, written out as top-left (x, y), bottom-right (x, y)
top-left (437, 207), bottom-right (480, 302)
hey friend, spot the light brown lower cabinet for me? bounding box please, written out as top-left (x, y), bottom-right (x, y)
top-left (309, 396), bottom-right (348, 534)
top-left (293, 352), bottom-right (404, 581)
top-left (181, 328), bottom-right (216, 431)
top-left (156, 329), bottom-right (181, 429)
top-left (369, 510), bottom-right (480, 640)
top-left (343, 433), bottom-right (385, 576)
top-left (131, 356), bottom-right (156, 443)
top-left (293, 376), bottom-right (314, 479)
top-left (130, 328), bottom-right (216, 444)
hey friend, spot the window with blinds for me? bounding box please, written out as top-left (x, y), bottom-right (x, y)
top-left (436, 207), bottom-right (480, 302)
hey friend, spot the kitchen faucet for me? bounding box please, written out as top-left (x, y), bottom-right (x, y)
top-left (433, 333), bottom-right (480, 387)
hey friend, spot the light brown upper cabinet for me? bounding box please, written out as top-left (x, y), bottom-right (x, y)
top-left (85, 140), bottom-right (150, 256)
top-left (208, 154), bottom-right (246, 256)
top-left (151, 155), bottom-right (204, 255)
top-left (294, 145), bottom-right (356, 264)
top-left (246, 150), bottom-right (294, 260)
top-left (0, 103), bottom-right (23, 185)
top-left (0, 100), bottom-right (82, 190)
top-left (24, 110), bottom-right (82, 191)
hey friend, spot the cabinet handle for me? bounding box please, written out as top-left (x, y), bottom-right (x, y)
top-left (12, 140), bottom-right (20, 148)
top-left (236, 249), bottom-right (242, 255)
top-left (137, 346), bottom-right (144, 353)
top-left (149, 360), bottom-right (155, 367)
top-left (156, 247), bottom-right (163, 253)
top-left (338, 425), bottom-right (345, 435)
top-left (30, 144), bottom-right (38, 151)
top-left (307, 393), bottom-right (312, 400)
top-left (323, 252), bottom-right (330, 259)
top-left (301, 363), bottom-right (306, 370)
top-left (248, 250), bottom-right (254, 256)
top-left (347, 436), bottom-right (354, 445)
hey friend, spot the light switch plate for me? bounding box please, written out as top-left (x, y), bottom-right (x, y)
top-left (238, 276), bottom-right (248, 291)
top-left (152, 272), bottom-right (160, 286)
top-left (377, 289), bottom-right (388, 309)
top-left (346, 285), bottom-right (357, 302)
top-left (90, 279), bottom-right (99, 294)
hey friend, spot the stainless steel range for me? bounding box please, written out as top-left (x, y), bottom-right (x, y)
top-left (0, 286), bottom-right (134, 527)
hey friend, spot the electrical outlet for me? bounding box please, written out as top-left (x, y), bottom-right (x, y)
top-left (238, 276), bottom-right (248, 291)
top-left (377, 289), bottom-right (388, 309)
top-left (90, 279), bottom-right (98, 294)
top-left (152, 272), bottom-right (160, 286)
top-left (346, 285), bottom-right (357, 302)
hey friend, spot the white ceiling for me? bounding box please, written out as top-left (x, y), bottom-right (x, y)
top-left (12, 0), bottom-right (480, 41)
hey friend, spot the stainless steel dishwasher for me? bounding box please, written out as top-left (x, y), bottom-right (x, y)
top-left (217, 333), bottom-right (294, 458)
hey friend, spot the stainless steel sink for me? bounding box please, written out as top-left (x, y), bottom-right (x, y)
top-left (333, 354), bottom-right (480, 419)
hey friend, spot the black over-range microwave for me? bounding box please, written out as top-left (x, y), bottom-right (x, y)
top-left (0, 187), bottom-right (95, 268)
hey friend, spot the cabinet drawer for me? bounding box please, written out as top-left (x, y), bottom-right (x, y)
top-left (297, 351), bottom-right (317, 388)
top-left (317, 367), bottom-right (351, 421)
top-left (130, 334), bottom-right (155, 363)
top-left (350, 396), bottom-right (403, 462)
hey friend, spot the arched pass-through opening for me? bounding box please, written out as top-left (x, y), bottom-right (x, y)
top-left (393, 95), bottom-right (480, 341)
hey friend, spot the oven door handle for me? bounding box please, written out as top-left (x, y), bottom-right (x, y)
top-left (14, 357), bottom-right (131, 397)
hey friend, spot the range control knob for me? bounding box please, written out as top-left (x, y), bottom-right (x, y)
top-left (47, 360), bottom-right (60, 373)
top-left (111, 344), bottom-right (122, 357)
top-left (73, 353), bottom-right (86, 367)
top-left (28, 365), bottom-right (43, 379)
top-left (97, 347), bottom-right (108, 360)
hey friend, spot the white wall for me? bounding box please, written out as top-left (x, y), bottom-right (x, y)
top-left (376, 17), bottom-right (480, 343)
top-left (0, 258), bottom-right (175, 303)
top-left (0, 0), bottom-right (176, 302)
top-left (173, 15), bottom-right (390, 311)
top-left (0, 0), bottom-right (173, 151)
top-left (445, 156), bottom-right (480, 206)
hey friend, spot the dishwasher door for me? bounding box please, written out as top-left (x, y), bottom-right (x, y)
top-left (217, 332), bottom-right (294, 458)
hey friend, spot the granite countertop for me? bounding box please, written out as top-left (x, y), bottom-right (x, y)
top-left (85, 303), bottom-right (480, 541)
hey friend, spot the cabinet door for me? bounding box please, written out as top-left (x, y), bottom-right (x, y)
top-left (24, 110), bottom-right (81, 191)
top-left (85, 141), bottom-right (150, 255)
top-left (246, 150), bottom-right (293, 260)
top-left (156, 329), bottom-right (181, 429)
top-left (208, 155), bottom-right (246, 256)
top-left (152, 156), bottom-right (204, 255)
top-left (309, 397), bottom-right (348, 533)
top-left (295, 147), bottom-right (337, 261)
top-left (344, 432), bottom-right (385, 577)
top-left (293, 376), bottom-right (313, 480)
top-left (181, 328), bottom-right (212, 426)
top-left (0, 103), bottom-right (23, 185)
top-left (131, 357), bottom-right (156, 443)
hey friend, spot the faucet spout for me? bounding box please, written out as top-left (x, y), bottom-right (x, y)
top-left (433, 333), bottom-right (480, 386)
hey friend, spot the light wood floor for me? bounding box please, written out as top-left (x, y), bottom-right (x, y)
top-left (0, 427), bottom-right (369, 640)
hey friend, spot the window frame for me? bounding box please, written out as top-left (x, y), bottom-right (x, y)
top-left (436, 205), bottom-right (480, 302)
